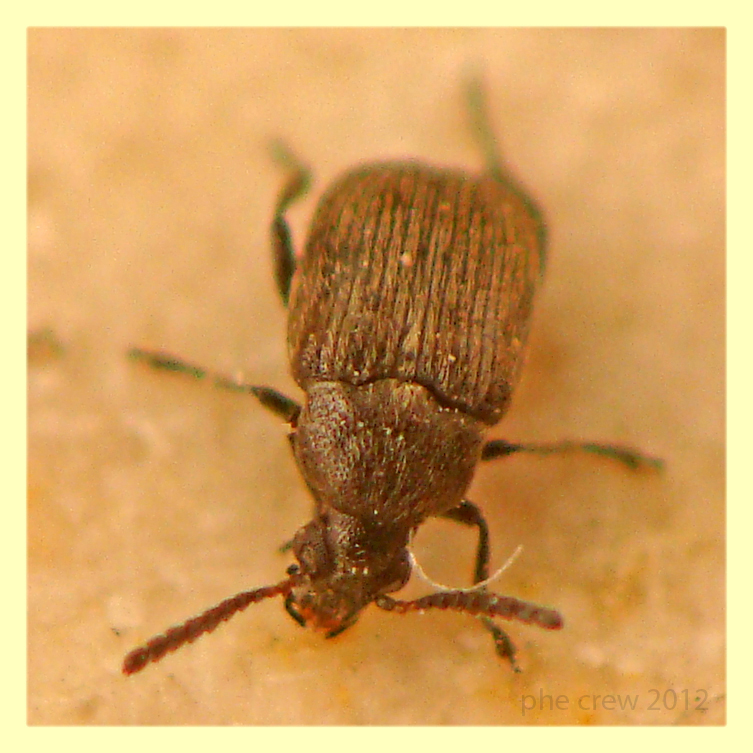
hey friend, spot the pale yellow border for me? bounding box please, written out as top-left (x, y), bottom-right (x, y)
top-left (15, 1), bottom-right (744, 748)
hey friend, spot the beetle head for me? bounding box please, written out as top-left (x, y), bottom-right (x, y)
top-left (284, 511), bottom-right (412, 635)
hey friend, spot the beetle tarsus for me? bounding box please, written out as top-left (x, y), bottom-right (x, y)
top-left (481, 438), bottom-right (664, 471)
top-left (480, 615), bottom-right (521, 673)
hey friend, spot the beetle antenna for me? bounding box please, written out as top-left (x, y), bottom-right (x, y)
top-left (122, 576), bottom-right (296, 676)
top-left (375, 590), bottom-right (563, 631)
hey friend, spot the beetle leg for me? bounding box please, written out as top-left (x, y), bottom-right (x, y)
top-left (440, 500), bottom-right (521, 671)
top-left (478, 616), bottom-right (520, 671)
top-left (128, 347), bottom-right (301, 424)
top-left (270, 141), bottom-right (311, 306)
top-left (465, 77), bottom-right (548, 268)
top-left (481, 438), bottom-right (663, 471)
top-left (440, 500), bottom-right (490, 584)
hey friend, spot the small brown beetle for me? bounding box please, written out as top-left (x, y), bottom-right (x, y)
top-left (123, 80), bottom-right (661, 676)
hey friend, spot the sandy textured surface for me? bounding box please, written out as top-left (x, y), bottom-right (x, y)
top-left (28, 28), bottom-right (724, 725)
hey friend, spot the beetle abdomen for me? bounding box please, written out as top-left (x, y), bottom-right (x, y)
top-left (288, 163), bottom-right (545, 425)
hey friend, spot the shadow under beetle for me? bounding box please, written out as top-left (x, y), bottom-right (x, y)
top-left (123, 80), bottom-right (662, 676)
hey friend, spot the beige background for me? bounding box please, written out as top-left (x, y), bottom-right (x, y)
top-left (28, 28), bottom-right (724, 725)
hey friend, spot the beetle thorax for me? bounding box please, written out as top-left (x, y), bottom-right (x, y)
top-left (293, 379), bottom-right (486, 526)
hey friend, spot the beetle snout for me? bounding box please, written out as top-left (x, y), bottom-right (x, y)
top-left (284, 582), bottom-right (361, 636)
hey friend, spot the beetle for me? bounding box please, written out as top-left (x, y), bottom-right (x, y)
top-left (122, 80), bottom-right (661, 676)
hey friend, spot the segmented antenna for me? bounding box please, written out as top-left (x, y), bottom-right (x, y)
top-left (123, 578), bottom-right (295, 675)
top-left (375, 590), bottom-right (563, 630)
